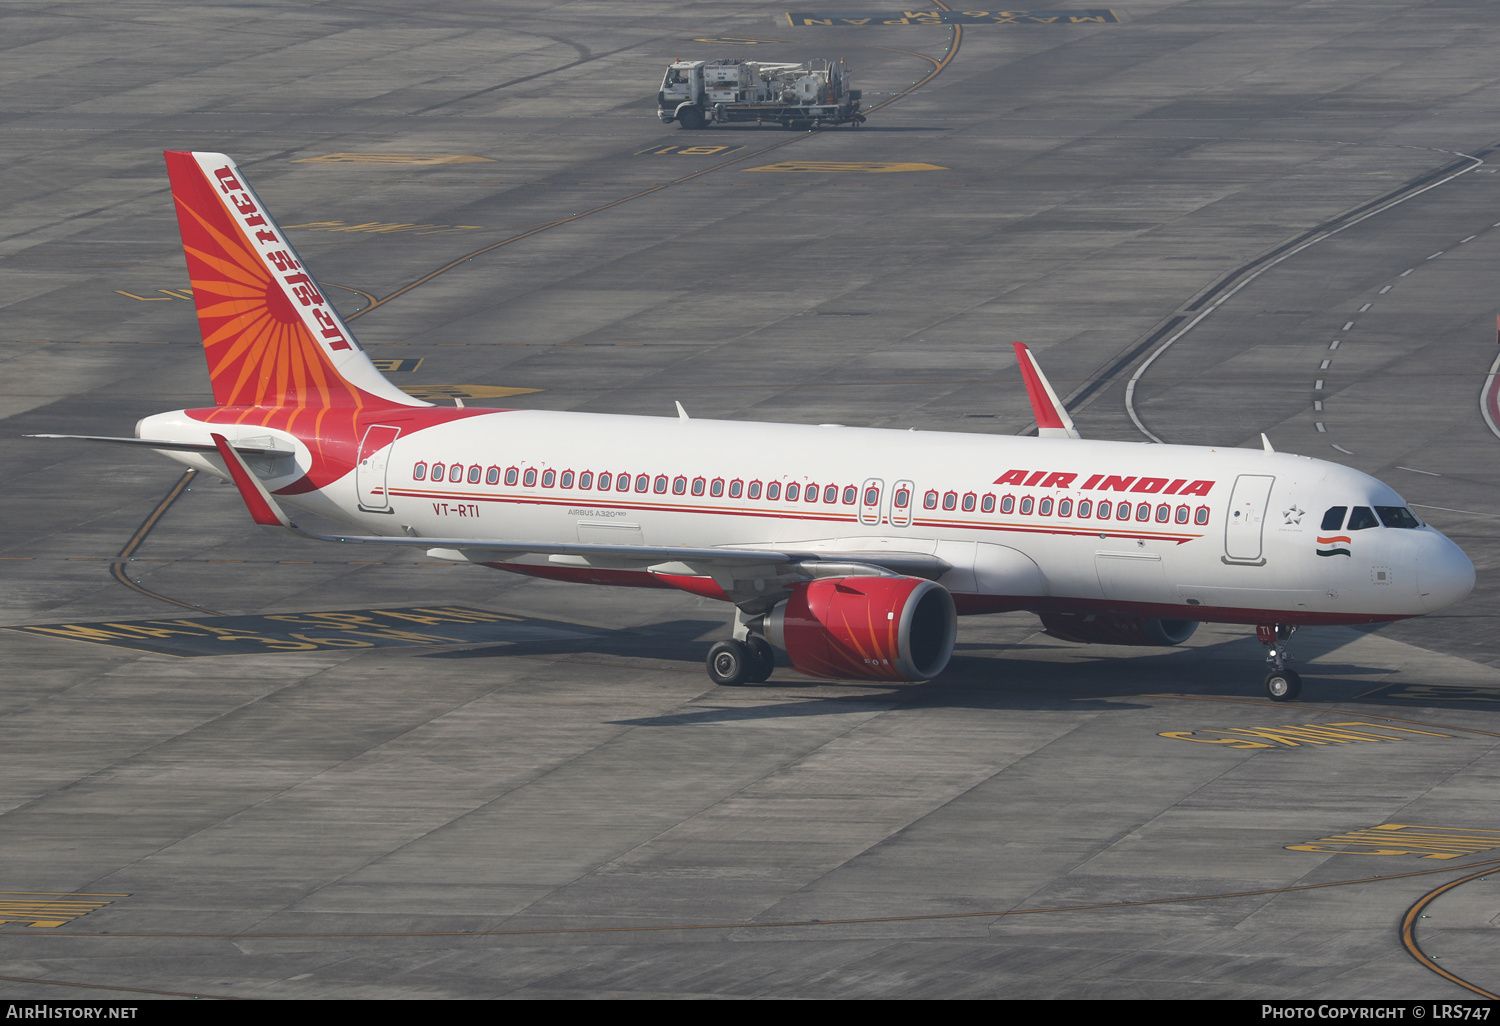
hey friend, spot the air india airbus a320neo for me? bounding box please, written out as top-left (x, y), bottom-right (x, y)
top-left (34, 152), bottom-right (1477, 700)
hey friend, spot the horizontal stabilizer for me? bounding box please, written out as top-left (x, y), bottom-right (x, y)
top-left (1013, 341), bottom-right (1081, 439)
top-left (27, 434), bottom-right (287, 456)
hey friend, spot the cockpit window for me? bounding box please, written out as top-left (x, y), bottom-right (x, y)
top-left (1375, 506), bottom-right (1421, 529)
top-left (1321, 507), bottom-right (1347, 531)
top-left (1346, 506), bottom-right (1379, 531)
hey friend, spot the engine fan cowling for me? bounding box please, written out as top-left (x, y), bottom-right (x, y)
top-left (763, 576), bottom-right (957, 681)
top-left (1039, 611), bottom-right (1198, 647)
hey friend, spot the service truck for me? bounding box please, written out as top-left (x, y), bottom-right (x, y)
top-left (658, 58), bottom-right (864, 129)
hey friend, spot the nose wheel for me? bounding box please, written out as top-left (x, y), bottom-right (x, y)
top-left (1257, 624), bottom-right (1302, 701)
top-left (1264, 668), bottom-right (1302, 702)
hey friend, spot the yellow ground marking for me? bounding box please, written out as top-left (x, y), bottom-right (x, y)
top-left (293, 153), bottom-right (494, 165)
top-left (398, 384), bottom-right (542, 400)
top-left (1158, 721), bottom-right (1456, 749)
top-left (636, 144), bottom-right (745, 157)
top-left (370, 358), bottom-right (423, 372)
top-left (0, 892), bottom-right (125, 928)
top-left (692, 36), bottom-right (782, 44)
top-left (1288, 823), bottom-right (1500, 860)
top-left (114, 290), bottom-right (172, 301)
top-left (745, 161), bottom-right (947, 173)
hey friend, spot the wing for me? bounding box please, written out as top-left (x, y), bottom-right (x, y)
top-left (206, 433), bottom-right (950, 590)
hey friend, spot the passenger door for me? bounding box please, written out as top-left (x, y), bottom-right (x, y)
top-left (356, 424), bottom-right (401, 513)
top-left (1224, 474), bottom-right (1275, 563)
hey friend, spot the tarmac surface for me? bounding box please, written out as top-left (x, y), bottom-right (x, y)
top-left (2, 0), bottom-right (1499, 1000)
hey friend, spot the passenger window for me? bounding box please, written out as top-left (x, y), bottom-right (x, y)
top-left (413, 462), bottom-right (427, 481)
top-left (767, 482), bottom-right (781, 500)
top-left (864, 486), bottom-right (879, 506)
top-left (843, 486), bottom-right (856, 505)
top-left (923, 490), bottom-right (938, 509)
top-left (962, 493), bottom-right (976, 512)
top-left (1001, 495), bottom-right (1015, 514)
top-left (981, 494), bottom-right (996, 513)
top-left (617, 473), bottom-right (632, 492)
top-left (1136, 503), bottom-right (1150, 521)
top-left (450, 465), bottom-right (464, 484)
top-left (1058, 498), bottom-right (1072, 517)
top-left (786, 483), bottom-right (800, 501)
top-left (541, 469), bottom-right (555, 487)
top-left (1321, 506), bottom-right (1348, 531)
top-left (1020, 496), bottom-right (1034, 515)
top-left (711, 478), bottom-right (725, 497)
top-left (806, 484), bottom-right (819, 503)
top-left (749, 481), bottom-right (762, 499)
top-left (673, 476), bottom-right (687, 495)
top-left (504, 467), bottom-right (518, 486)
top-left (824, 485), bottom-right (838, 503)
top-left (1078, 499), bottom-right (1092, 518)
top-left (635, 474), bottom-right (650, 493)
top-left (692, 477), bottom-right (706, 496)
top-left (1038, 497), bottom-right (1053, 515)
top-left (894, 488), bottom-right (910, 508)
top-left (729, 480), bottom-right (743, 498)
top-left (560, 470), bottom-right (574, 488)
top-left (432, 462), bottom-right (445, 480)
top-left (1116, 503), bottom-right (1131, 521)
top-left (596, 472), bottom-right (612, 490)
top-left (468, 466), bottom-right (481, 484)
top-left (1174, 505), bottom-right (1188, 524)
top-left (1195, 505), bottom-right (1209, 525)
top-left (654, 475), bottom-right (668, 494)
top-left (1375, 506), bottom-right (1421, 529)
top-left (1155, 504), bottom-right (1169, 523)
top-left (579, 471), bottom-right (593, 489)
top-left (522, 469), bottom-right (537, 487)
top-left (1347, 506), bottom-right (1379, 531)
top-left (943, 492), bottom-right (957, 511)
top-left (487, 467), bottom-right (500, 485)
top-left (1096, 500), bottom-right (1111, 519)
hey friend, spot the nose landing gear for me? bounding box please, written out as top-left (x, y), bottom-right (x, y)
top-left (1257, 624), bottom-right (1302, 701)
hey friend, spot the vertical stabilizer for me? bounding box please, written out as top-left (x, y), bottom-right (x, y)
top-left (1013, 342), bottom-right (1081, 439)
top-left (164, 151), bottom-right (425, 410)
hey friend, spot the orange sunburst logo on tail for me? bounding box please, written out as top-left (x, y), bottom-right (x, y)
top-left (164, 151), bottom-right (403, 413)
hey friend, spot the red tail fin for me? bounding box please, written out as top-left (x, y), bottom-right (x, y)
top-left (164, 151), bottom-right (421, 410)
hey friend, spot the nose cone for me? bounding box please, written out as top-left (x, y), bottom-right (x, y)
top-left (1417, 530), bottom-right (1475, 613)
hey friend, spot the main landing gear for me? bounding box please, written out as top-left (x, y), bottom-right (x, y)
top-left (706, 635), bottom-right (774, 686)
top-left (1257, 624), bottom-right (1302, 702)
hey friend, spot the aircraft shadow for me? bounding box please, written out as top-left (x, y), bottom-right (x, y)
top-left (421, 617), bottom-right (1479, 720)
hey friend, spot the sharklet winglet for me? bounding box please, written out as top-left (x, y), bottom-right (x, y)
top-left (1012, 342), bottom-right (1081, 439)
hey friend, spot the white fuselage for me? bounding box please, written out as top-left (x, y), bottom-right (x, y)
top-left (140, 408), bottom-right (1476, 625)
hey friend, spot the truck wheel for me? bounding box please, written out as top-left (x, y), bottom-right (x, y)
top-left (678, 107), bottom-right (705, 130)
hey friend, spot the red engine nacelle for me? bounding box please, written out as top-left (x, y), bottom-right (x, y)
top-left (761, 576), bottom-right (957, 681)
top-left (1039, 612), bottom-right (1198, 647)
